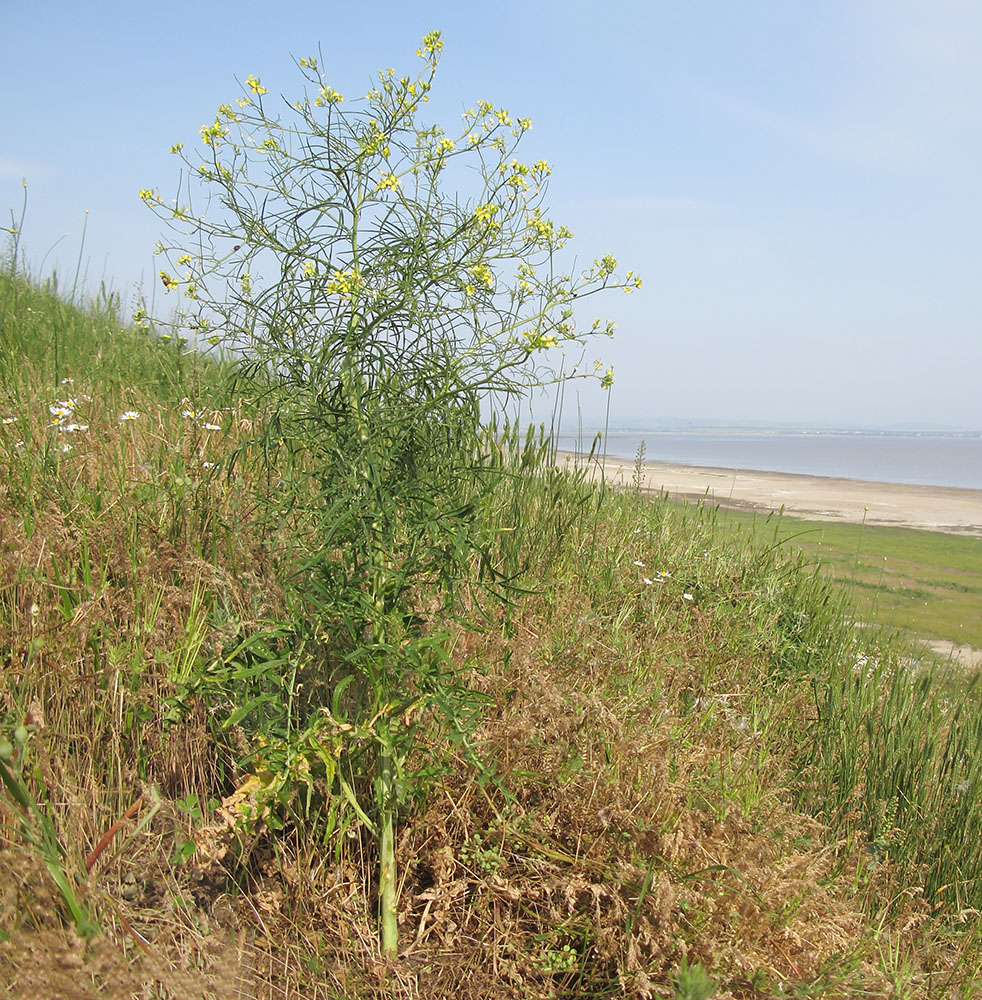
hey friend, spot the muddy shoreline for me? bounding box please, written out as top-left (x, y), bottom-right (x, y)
top-left (559, 452), bottom-right (982, 538)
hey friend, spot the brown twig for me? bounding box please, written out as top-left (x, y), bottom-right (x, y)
top-left (86, 794), bottom-right (144, 873)
top-left (511, 619), bottom-right (539, 639)
top-left (112, 900), bottom-right (152, 954)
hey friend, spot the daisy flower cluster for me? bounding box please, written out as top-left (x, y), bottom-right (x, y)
top-left (45, 380), bottom-right (94, 451)
top-left (631, 557), bottom-right (694, 602)
top-left (181, 408), bottom-right (223, 432)
top-left (1, 381), bottom-right (232, 475)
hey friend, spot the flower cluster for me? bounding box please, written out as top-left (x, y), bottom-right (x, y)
top-left (474, 203), bottom-right (499, 224)
top-left (183, 408), bottom-right (224, 435)
top-left (597, 254), bottom-right (618, 277)
top-left (526, 210), bottom-right (572, 249)
top-left (522, 330), bottom-right (558, 351)
top-left (469, 263), bottom-right (494, 290)
top-left (314, 86), bottom-right (344, 107)
top-left (325, 269), bottom-right (365, 297)
top-left (200, 117), bottom-right (229, 148)
top-left (416, 30), bottom-right (443, 58)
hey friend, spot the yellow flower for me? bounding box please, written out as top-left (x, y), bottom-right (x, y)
top-left (138, 189), bottom-right (155, 201)
top-left (245, 74), bottom-right (267, 96)
top-left (376, 173), bottom-right (401, 192)
top-left (526, 210), bottom-right (556, 245)
top-left (469, 263), bottom-right (493, 289)
top-left (474, 203), bottom-right (499, 223)
top-left (325, 269), bottom-right (365, 297)
top-left (597, 254), bottom-right (617, 276)
top-left (314, 86), bottom-right (344, 106)
top-left (522, 331), bottom-right (557, 350)
top-left (200, 117), bottom-right (229, 147)
top-left (417, 30), bottom-right (443, 57)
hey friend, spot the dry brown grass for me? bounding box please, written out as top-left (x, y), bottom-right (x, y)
top-left (0, 373), bottom-right (974, 998)
top-left (0, 623), bottom-right (897, 999)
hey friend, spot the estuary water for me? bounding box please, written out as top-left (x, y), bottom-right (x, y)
top-left (556, 429), bottom-right (982, 491)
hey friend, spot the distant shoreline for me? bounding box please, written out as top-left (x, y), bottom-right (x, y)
top-left (557, 451), bottom-right (982, 538)
top-left (556, 429), bottom-right (982, 490)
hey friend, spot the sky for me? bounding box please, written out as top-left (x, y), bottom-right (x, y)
top-left (3, 0), bottom-right (981, 431)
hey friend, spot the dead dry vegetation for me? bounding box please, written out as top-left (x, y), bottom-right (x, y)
top-left (0, 431), bottom-right (966, 1000)
top-left (2, 283), bottom-right (981, 998)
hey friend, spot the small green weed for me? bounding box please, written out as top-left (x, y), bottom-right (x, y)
top-left (671, 957), bottom-right (716, 999)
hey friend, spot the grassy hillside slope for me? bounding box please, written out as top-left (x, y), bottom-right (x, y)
top-left (2, 270), bottom-right (982, 999)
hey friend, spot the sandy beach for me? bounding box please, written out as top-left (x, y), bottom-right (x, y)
top-left (559, 451), bottom-right (982, 537)
top-left (560, 451), bottom-right (982, 666)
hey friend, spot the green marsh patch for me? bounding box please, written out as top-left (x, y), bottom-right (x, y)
top-left (712, 507), bottom-right (982, 650)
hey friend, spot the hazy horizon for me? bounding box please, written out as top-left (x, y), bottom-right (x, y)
top-left (563, 419), bottom-right (982, 434)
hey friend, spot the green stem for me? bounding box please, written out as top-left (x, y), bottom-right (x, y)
top-left (378, 745), bottom-right (398, 957)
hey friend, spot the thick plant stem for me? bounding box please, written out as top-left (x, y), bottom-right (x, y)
top-left (378, 747), bottom-right (398, 957)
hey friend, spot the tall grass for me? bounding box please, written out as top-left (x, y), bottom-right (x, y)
top-left (801, 644), bottom-right (982, 909)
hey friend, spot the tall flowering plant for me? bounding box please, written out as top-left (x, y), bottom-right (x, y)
top-left (141, 31), bottom-right (638, 956)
